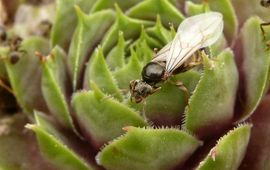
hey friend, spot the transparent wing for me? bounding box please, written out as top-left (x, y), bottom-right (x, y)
top-left (152, 41), bottom-right (172, 62)
top-left (166, 12), bottom-right (223, 73)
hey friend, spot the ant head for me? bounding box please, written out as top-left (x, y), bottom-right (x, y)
top-left (129, 80), bottom-right (154, 103)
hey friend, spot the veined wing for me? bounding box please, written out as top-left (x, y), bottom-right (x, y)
top-left (166, 12), bottom-right (223, 73)
top-left (152, 41), bottom-right (172, 62)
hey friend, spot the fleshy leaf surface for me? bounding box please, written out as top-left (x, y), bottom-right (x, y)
top-left (183, 49), bottom-right (238, 138)
top-left (126, 0), bottom-right (184, 28)
top-left (68, 8), bottom-right (115, 89)
top-left (106, 31), bottom-right (126, 70)
top-left (197, 124), bottom-right (251, 170)
top-left (134, 26), bottom-right (163, 49)
top-left (5, 37), bottom-right (49, 115)
top-left (90, 0), bottom-right (143, 13)
top-left (86, 48), bottom-right (123, 101)
top-left (185, 1), bottom-right (209, 16)
top-left (134, 39), bottom-right (154, 65)
top-left (237, 17), bottom-right (270, 121)
top-left (97, 127), bottom-right (202, 170)
top-left (208, 0), bottom-right (238, 44)
top-left (41, 46), bottom-right (75, 131)
top-left (71, 82), bottom-right (147, 147)
top-left (113, 49), bottom-right (142, 89)
top-left (50, 0), bottom-right (95, 49)
top-left (145, 15), bottom-right (173, 45)
top-left (101, 5), bottom-right (154, 55)
top-left (27, 112), bottom-right (95, 170)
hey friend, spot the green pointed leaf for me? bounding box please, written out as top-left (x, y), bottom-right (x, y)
top-left (132, 26), bottom-right (163, 49)
top-left (86, 48), bottom-right (123, 101)
top-left (5, 37), bottom-right (49, 115)
top-left (50, 0), bottom-right (95, 49)
top-left (146, 15), bottom-right (173, 45)
top-left (71, 82), bottom-right (147, 147)
top-left (90, 0), bottom-right (143, 13)
top-left (126, 0), bottom-right (184, 28)
top-left (183, 49), bottom-right (238, 138)
top-left (101, 5), bottom-right (154, 55)
top-left (237, 17), bottom-right (270, 121)
top-left (26, 112), bottom-right (95, 170)
top-left (113, 49), bottom-right (142, 89)
top-left (97, 127), bottom-right (202, 170)
top-left (106, 31), bottom-right (126, 70)
top-left (0, 114), bottom-right (56, 170)
top-left (76, 0), bottom-right (96, 13)
top-left (197, 124), bottom-right (252, 170)
top-left (185, 1), bottom-right (210, 16)
top-left (41, 46), bottom-right (75, 131)
top-left (50, 0), bottom-right (75, 47)
top-left (208, 0), bottom-right (238, 44)
top-left (68, 8), bottom-right (115, 89)
top-left (135, 40), bottom-right (154, 65)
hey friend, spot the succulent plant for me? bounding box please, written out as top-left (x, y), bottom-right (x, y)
top-left (0, 0), bottom-right (270, 170)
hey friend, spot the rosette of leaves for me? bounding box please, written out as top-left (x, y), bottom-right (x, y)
top-left (0, 0), bottom-right (270, 170)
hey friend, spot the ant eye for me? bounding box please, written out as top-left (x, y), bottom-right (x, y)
top-left (140, 87), bottom-right (150, 95)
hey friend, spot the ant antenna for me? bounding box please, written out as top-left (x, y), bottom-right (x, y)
top-left (142, 99), bottom-right (147, 121)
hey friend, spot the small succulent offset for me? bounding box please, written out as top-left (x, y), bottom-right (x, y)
top-left (0, 0), bottom-right (270, 170)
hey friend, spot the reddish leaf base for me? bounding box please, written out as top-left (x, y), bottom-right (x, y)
top-left (239, 95), bottom-right (270, 169)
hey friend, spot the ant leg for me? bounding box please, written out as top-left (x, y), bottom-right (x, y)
top-left (185, 61), bottom-right (202, 70)
top-left (260, 22), bottom-right (270, 49)
top-left (200, 47), bottom-right (211, 57)
top-left (141, 99), bottom-right (147, 121)
top-left (183, 52), bottom-right (204, 71)
top-left (260, 22), bottom-right (270, 40)
top-left (150, 86), bottom-right (161, 95)
top-left (175, 81), bottom-right (189, 105)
